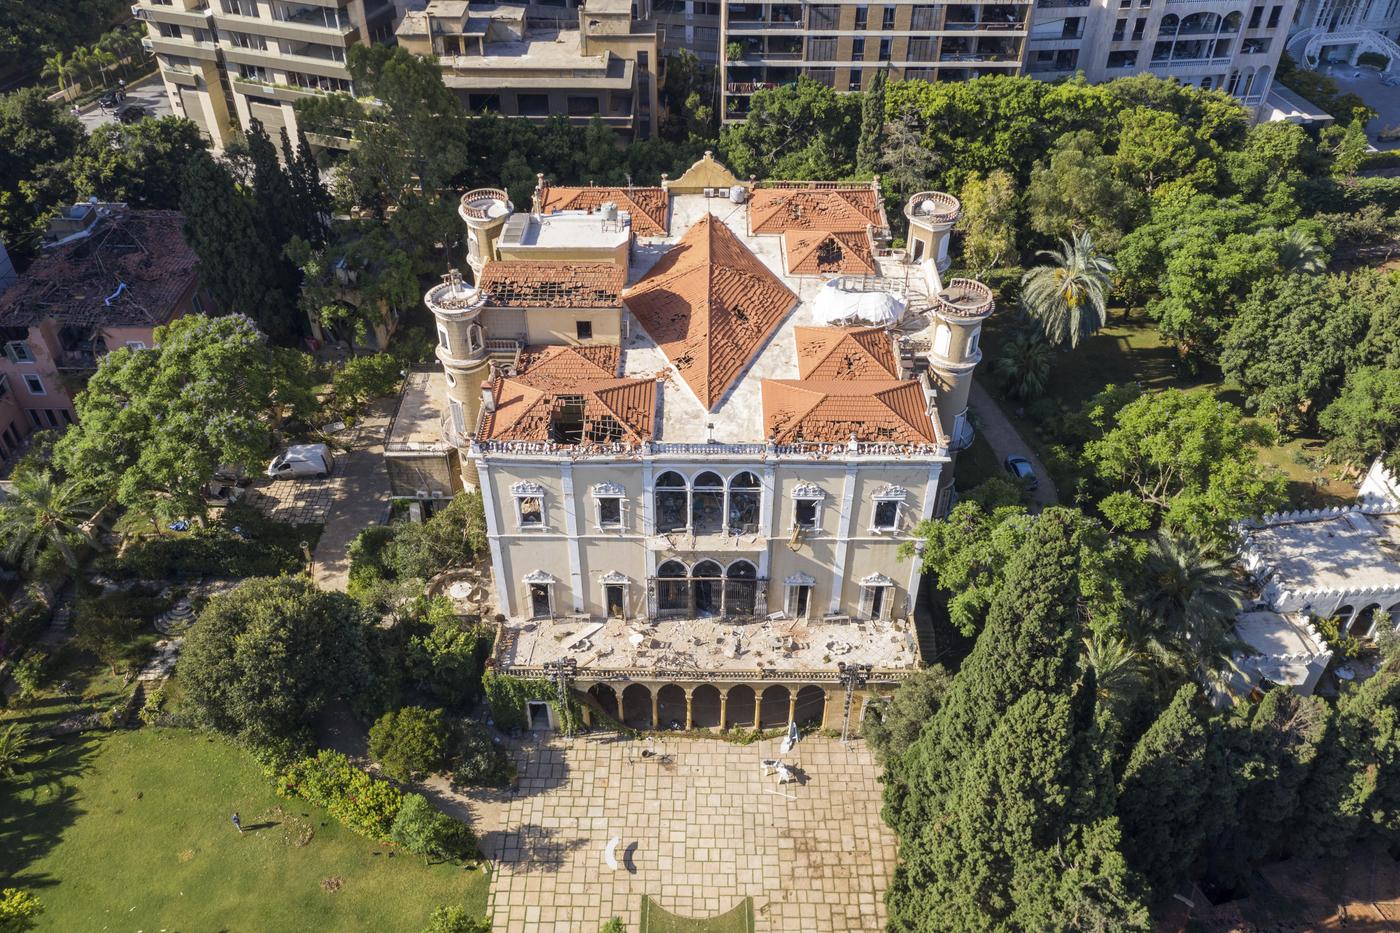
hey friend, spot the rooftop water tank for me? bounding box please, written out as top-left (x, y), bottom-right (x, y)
top-left (730, 185), bottom-right (747, 204)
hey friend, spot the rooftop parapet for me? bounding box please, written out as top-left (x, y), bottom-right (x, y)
top-left (424, 269), bottom-right (485, 318)
top-left (459, 188), bottom-right (513, 224)
top-left (934, 278), bottom-right (994, 320)
top-left (904, 191), bottom-right (961, 228)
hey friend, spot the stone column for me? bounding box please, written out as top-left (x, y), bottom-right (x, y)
top-left (787, 691), bottom-right (798, 727)
top-left (685, 688), bottom-right (694, 731)
top-left (651, 689), bottom-right (660, 731)
top-left (821, 689), bottom-right (836, 730)
top-left (582, 705), bottom-right (594, 727)
top-left (718, 689), bottom-right (729, 731)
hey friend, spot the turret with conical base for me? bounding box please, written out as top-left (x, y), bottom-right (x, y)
top-left (904, 191), bottom-right (961, 272)
top-left (459, 188), bottom-right (513, 280)
top-left (426, 269), bottom-right (492, 489)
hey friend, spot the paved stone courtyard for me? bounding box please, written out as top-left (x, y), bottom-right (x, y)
top-left (459, 732), bottom-right (896, 932)
top-left (246, 474), bottom-right (341, 525)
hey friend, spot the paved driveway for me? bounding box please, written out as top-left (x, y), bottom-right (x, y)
top-left (438, 732), bottom-right (897, 932)
top-left (967, 377), bottom-right (1060, 508)
top-left (74, 73), bottom-right (172, 133)
top-left (310, 400), bottom-right (394, 591)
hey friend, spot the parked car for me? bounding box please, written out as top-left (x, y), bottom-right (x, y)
top-left (266, 443), bottom-right (333, 479)
top-left (1003, 455), bottom-right (1039, 491)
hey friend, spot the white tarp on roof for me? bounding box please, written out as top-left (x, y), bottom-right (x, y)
top-left (810, 277), bottom-right (906, 326)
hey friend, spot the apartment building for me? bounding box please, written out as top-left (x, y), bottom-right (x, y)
top-left (1289, 0), bottom-right (1400, 71)
top-left (134, 0), bottom-right (399, 150)
top-left (718, 1), bottom-right (1032, 120)
top-left (0, 204), bottom-right (212, 467)
top-left (396, 152), bottom-right (993, 730)
top-left (396, 0), bottom-right (659, 139)
top-left (1027, 0), bottom-right (1300, 108)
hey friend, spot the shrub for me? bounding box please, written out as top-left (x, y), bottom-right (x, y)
top-left (421, 906), bottom-right (491, 933)
top-left (391, 793), bottom-right (477, 863)
top-left (600, 920), bottom-right (625, 933)
top-left (406, 600), bottom-right (492, 708)
top-left (451, 721), bottom-right (513, 788)
top-left (278, 749), bottom-right (403, 841)
top-left (331, 353), bottom-right (404, 415)
top-left (99, 507), bottom-right (312, 580)
top-left (347, 524), bottom-right (397, 600)
top-left (369, 706), bottom-right (450, 781)
top-left (347, 494), bottom-right (487, 599)
top-left (1314, 615), bottom-right (1362, 661)
top-left (0, 887), bottom-right (42, 931)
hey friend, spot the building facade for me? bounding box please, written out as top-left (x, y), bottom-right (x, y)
top-left (406, 153), bottom-right (993, 729)
top-left (1288, 0), bottom-right (1400, 72)
top-left (396, 0), bottom-right (660, 139)
top-left (135, 0), bottom-right (399, 150)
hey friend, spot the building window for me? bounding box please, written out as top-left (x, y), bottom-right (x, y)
top-left (602, 572), bottom-right (629, 619)
top-left (1132, 15), bottom-right (1146, 39)
top-left (1248, 5), bottom-right (1263, 27)
top-left (847, 68), bottom-right (863, 91)
top-left (1113, 16), bottom-right (1126, 40)
top-left (44, 409), bottom-right (58, 428)
top-left (449, 398), bottom-right (465, 435)
top-left (5, 341), bottom-right (33, 364)
top-left (1267, 4), bottom-right (1282, 26)
top-left (594, 482), bottom-right (625, 528)
top-left (436, 324), bottom-right (451, 354)
top-left (881, 6), bottom-right (895, 28)
top-left (851, 37), bottom-right (865, 58)
top-left (525, 574), bottom-right (554, 619)
top-left (785, 573), bottom-right (815, 619)
top-left (567, 96), bottom-right (601, 116)
top-left (23, 375), bottom-right (45, 396)
top-left (158, 23), bottom-right (183, 39)
top-left (854, 5), bottom-right (869, 28)
top-left (691, 471), bottom-right (725, 534)
top-left (792, 483), bottom-right (824, 530)
top-left (873, 499), bottom-right (898, 530)
top-left (576, 320), bottom-right (593, 340)
top-left (878, 37), bottom-right (891, 60)
top-left (125, 340), bottom-right (146, 350)
top-left (729, 471), bottom-right (762, 534)
top-left (512, 481), bottom-right (545, 530)
top-left (655, 470), bottom-right (688, 533)
top-left (1242, 37), bottom-right (1270, 53)
top-left (859, 574), bottom-right (895, 620)
top-left (1107, 50), bottom-right (1138, 68)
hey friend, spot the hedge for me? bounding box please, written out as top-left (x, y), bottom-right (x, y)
top-left (277, 749), bottom-right (403, 841)
top-left (482, 671), bottom-right (580, 733)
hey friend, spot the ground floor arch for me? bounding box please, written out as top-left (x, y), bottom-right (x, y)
top-left (794, 685), bottom-right (826, 727)
top-left (657, 684), bottom-right (687, 730)
top-left (726, 685), bottom-right (756, 729)
top-left (621, 683), bottom-right (652, 730)
top-left (691, 684), bottom-right (722, 729)
top-left (588, 683), bottom-right (620, 721)
top-left (759, 685), bottom-right (791, 729)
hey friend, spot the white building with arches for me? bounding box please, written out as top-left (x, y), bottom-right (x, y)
top-left (412, 154), bottom-right (991, 729)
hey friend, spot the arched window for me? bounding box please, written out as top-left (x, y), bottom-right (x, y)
top-left (692, 471), bottom-right (725, 534)
top-left (467, 323), bottom-right (484, 353)
top-left (1181, 11), bottom-right (1216, 33)
top-left (1222, 11), bottom-right (1242, 31)
top-left (657, 559), bottom-right (689, 612)
top-left (1159, 13), bottom-right (1179, 34)
top-left (1201, 76), bottom-right (1213, 89)
top-left (692, 560), bottom-right (724, 616)
top-left (655, 471), bottom-right (688, 533)
top-left (725, 560), bottom-right (758, 616)
top-left (729, 472), bottom-right (762, 533)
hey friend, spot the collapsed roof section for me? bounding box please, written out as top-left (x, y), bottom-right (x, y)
top-left (623, 213), bottom-right (797, 412)
top-left (477, 261), bottom-right (625, 308)
top-left (782, 229), bottom-right (878, 276)
top-left (480, 345), bottom-right (655, 444)
top-left (761, 379), bottom-right (939, 445)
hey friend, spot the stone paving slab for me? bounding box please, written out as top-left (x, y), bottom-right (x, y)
top-left (461, 732), bottom-right (895, 932)
top-left (246, 475), bottom-right (341, 526)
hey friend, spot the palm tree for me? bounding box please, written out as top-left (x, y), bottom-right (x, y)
top-left (1082, 633), bottom-right (1140, 703)
top-left (92, 47), bottom-right (118, 90)
top-left (0, 471), bottom-right (99, 571)
top-left (68, 46), bottom-right (96, 92)
top-left (0, 723), bottom-right (32, 781)
top-left (1139, 531), bottom-right (1248, 690)
top-left (42, 51), bottom-right (71, 93)
top-left (1019, 230), bottom-right (1116, 349)
top-left (1277, 228), bottom-right (1327, 275)
top-left (994, 329), bottom-right (1054, 401)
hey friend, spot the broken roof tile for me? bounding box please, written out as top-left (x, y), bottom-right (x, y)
top-left (623, 213), bottom-right (797, 412)
top-left (477, 261), bottom-right (625, 308)
top-left (516, 344), bottom-right (620, 381)
top-left (480, 344), bottom-right (653, 444)
top-left (794, 326), bottom-right (899, 381)
top-left (748, 186), bottom-right (886, 235)
top-left (761, 379), bottom-right (937, 444)
top-left (783, 229), bottom-right (878, 276)
top-left (536, 185), bottom-right (670, 237)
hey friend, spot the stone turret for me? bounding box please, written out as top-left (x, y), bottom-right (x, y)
top-left (459, 188), bottom-right (513, 279)
top-left (925, 277), bottom-right (993, 451)
top-left (426, 269), bottom-right (491, 488)
top-left (904, 191), bottom-right (961, 272)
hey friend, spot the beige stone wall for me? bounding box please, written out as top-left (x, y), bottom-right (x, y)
top-left (479, 307), bottom-right (624, 347)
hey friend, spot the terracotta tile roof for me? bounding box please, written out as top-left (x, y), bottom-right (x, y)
top-left (516, 344), bottom-right (620, 380)
top-left (748, 187), bottom-right (885, 235)
top-left (0, 209), bottom-right (197, 328)
top-left (761, 379), bottom-right (937, 444)
top-left (481, 368), bottom-right (656, 445)
top-left (537, 185), bottom-right (670, 236)
top-left (623, 213), bottom-right (797, 412)
top-left (794, 326), bottom-right (899, 381)
top-left (477, 261), bottom-right (625, 308)
top-left (782, 230), bottom-right (877, 276)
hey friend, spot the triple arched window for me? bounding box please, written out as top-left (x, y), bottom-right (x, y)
top-left (656, 558), bottom-right (759, 617)
top-left (653, 470), bottom-right (764, 536)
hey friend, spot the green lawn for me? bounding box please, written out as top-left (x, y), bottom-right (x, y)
top-left (0, 729), bottom-right (489, 932)
top-left (641, 896), bottom-right (754, 933)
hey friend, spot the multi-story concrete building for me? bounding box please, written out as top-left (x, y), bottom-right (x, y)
top-left (0, 203), bottom-right (212, 468)
top-left (134, 0), bottom-right (398, 150)
top-left (1288, 0), bottom-right (1400, 72)
top-left (396, 0), bottom-right (660, 139)
top-left (405, 152), bottom-right (994, 730)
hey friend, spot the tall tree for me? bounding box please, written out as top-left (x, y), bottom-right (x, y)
top-left (1319, 365), bottom-right (1400, 472)
top-left (0, 470), bottom-right (97, 571)
top-left (65, 117), bottom-right (208, 209)
top-left (1137, 532), bottom-right (1244, 692)
top-left (179, 151), bottom-right (299, 341)
top-left (54, 314), bottom-right (317, 523)
top-left (956, 169), bottom-right (1017, 276)
top-left (281, 128), bottom-right (331, 247)
top-left (1115, 684), bottom-right (1214, 899)
top-left (718, 77), bottom-right (861, 180)
top-left (1019, 230), bottom-right (1116, 348)
top-left (885, 513), bottom-right (1148, 930)
top-left (1025, 130), bottom-right (1138, 250)
top-left (0, 87), bottom-right (84, 257)
top-left (855, 66), bottom-right (887, 177)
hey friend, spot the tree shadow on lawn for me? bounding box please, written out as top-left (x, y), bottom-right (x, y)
top-left (477, 823), bottom-right (588, 874)
top-left (0, 733), bottom-right (104, 883)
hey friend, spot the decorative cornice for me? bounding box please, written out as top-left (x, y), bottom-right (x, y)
top-left (522, 569), bottom-right (555, 584)
top-left (592, 481), bottom-right (625, 497)
top-left (511, 480), bottom-right (545, 497)
top-left (791, 482), bottom-right (826, 500)
top-left (785, 572), bottom-right (816, 586)
top-left (599, 570), bottom-right (630, 585)
top-left (873, 485), bottom-right (908, 500)
top-left (860, 572), bottom-right (895, 587)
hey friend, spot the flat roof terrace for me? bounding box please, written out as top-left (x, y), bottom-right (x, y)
top-left (1243, 509), bottom-right (1400, 595)
top-left (496, 612), bottom-right (920, 681)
